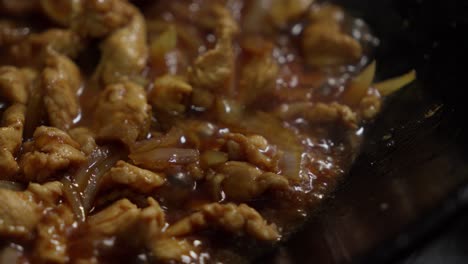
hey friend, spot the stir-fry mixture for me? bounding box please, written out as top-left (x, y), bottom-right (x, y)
top-left (0, 0), bottom-right (416, 263)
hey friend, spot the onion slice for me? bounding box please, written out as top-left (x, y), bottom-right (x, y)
top-left (61, 176), bottom-right (86, 223)
top-left (0, 180), bottom-right (25, 191)
top-left (374, 69), bottom-right (416, 96)
top-left (342, 61), bottom-right (376, 106)
top-left (81, 149), bottom-right (122, 212)
top-left (130, 148), bottom-right (199, 169)
top-left (65, 145), bottom-right (123, 218)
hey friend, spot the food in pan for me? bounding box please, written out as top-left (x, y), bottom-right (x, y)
top-left (0, 0), bottom-right (415, 263)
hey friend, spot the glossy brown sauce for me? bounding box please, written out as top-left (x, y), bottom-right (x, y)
top-left (0, 0), bottom-right (382, 263)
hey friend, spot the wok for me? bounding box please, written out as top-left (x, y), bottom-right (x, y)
top-left (260, 0), bottom-right (468, 263)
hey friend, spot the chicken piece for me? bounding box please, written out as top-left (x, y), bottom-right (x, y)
top-left (40, 0), bottom-right (81, 26)
top-left (224, 133), bottom-right (280, 171)
top-left (68, 127), bottom-right (97, 155)
top-left (151, 238), bottom-right (197, 263)
top-left (302, 5), bottom-right (362, 67)
top-left (0, 181), bottom-right (63, 239)
top-left (0, 246), bottom-right (22, 264)
top-left (1, 104), bottom-right (27, 152)
top-left (33, 204), bottom-right (74, 264)
top-left (0, 0), bottom-right (39, 15)
top-left (302, 23), bottom-right (362, 67)
top-left (359, 94), bottom-right (382, 120)
top-left (101, 161), bottom-right (165, 193)
top-left (0, 67), bottom-right (28, 177)
top-left (71, 0), bottom-right (135, 38)
top-left (148, 75), bottom-right (192, 115)
top-left (0, 66), bottom-right (28, 104)
top-left (0, 150), bottom-right (18, 178)
top-left (42, 50), bottom-right (81, 131)
top-left (307, 102), bottom-right (357, 128)
top-left (212, 5), bottom-right (239, 38)
top-left (188, 6), bottom-right (238, 93)
top-left (209, 161), bottom-right (289, 201)
top-left (189, 37), bottom-right (234, 92)
top-left (0, 104), bottom-right (26, 178)
top-left (0, 188), bottom-right (41, 239)
top-left (88, 198), bottom-right (165, 248)
top-left (239, 54), bottom-right (278, 105)
top-left (94, 12), bottom-right (148, 85)
top-left (94, 81), bottom-right (151, 146)
top-left (9, 29), bottom-right (84, 66)
top-left (190, 88), bottom-right (215, 110)
top-left (87, 199), bottom-right (139, 236)
top-left (20, 126), bottom-right (86, 182)
top-left (269, 0), bottom-right (314, 28)
top-left (308, 4), bottom-right (345, 24)
top-left (166, 203), bottom-right (280, 241)
top-left (27, 181), bottom-right (63, 205)
top-left (0, 20), bottom-right (30, 46)
top-left (276, 102), bottom-right (358, 128)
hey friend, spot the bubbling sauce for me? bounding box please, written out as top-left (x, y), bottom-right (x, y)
top-left (0, 0), bottom-right (387, 263)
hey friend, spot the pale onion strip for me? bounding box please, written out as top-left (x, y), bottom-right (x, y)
top-left (130, 148), bottom-right (199, 166)
top-left (342, 61), bottom-right (376, 106)
top-left (81, 151), bottom-right (121, 212)
top-left (61, 176), bottom-right (86, 222)
top-left (374, 70), bottom-right (417, 96)
top-left (74, 146), bottom-right (111, 191)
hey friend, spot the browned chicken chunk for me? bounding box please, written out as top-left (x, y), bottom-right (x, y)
top-left (94, 10), bottom-right (148, 85)
top-left (276, 102), bottom-right (358, 128)
top-left (239, 54), bottom-right (279, 105)
top-left (148, 74), bottom-right (192, 115)
top-left (151, 238), bottom-right (197, 262)
top-left (88, 198), bottom-right (165, 248)
top-left (9, 29), bottom-right (83, 66)
top-left (68, 127), bottom-right (97, 155)
top-left (0, 188), bottom-right (41, 238)
top-left (0, 181), bottom-right (63, 239)
top-left (166, 203), bottom-right (280, 241)
top-left (93, 81), bottom-right (151, 146)
top-left (101, 161), bottom-right (165, 193)
top-left (42, 50), bottom-right (82, 131)
top-left (224, 133), bottom-right (280, 171)
top-left (209, 161), bottom-right (289, 201)
top-left (0, 66), bottom-right (29, 104)
top-left (188, 6), bottom-right (238, 93)
top-left (269, 0), bottom-right (314, 28)
top-left (71, 0), bottom-right (135, 38)
top-left (0, 104), bottom-right (26, 178)
top-left (302, 5), bottom-right (362, 67)
top-left (20, 126), bottom-right (86, 182)
top-left (33, 204), bottom-right (74, 264)
top-left (0, 0), bottom-right (39, 15)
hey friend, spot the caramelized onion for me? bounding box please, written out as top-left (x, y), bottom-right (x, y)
top-left (74, 147), bottom-right (112, 190)
top-left (0, 180), bottom-right (25, 191)
top-left (68, 145), bottom-right (123, 215)
top-left (130, 148), bottom-right (199, 169)
top-left (131, 127), bottom-right (184, 153)
top-left (61, 176), bottom-right (85, 222)
top-left (81, 149), bottom-right (122, 212)
top-left (200, 150), bottom-right (228, 168)
top-left (24, 83), bottom-right (44, 139)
